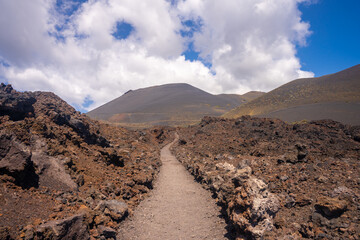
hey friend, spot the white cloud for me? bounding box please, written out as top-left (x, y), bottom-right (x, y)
top-left (0, 0), bottom-right (314, 111)
top-left (0, 0), bottom-right (54, 66)
top-left (178, 0), bottom-right (314, 92)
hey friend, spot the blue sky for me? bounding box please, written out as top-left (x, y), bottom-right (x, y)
top-left (0, 0), bottom-right (358, 112)
top-left (298, 0), bottom-right (360, 76)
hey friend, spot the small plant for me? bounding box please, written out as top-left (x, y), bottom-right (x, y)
top-left (290, 119), bottom-right (309, 125)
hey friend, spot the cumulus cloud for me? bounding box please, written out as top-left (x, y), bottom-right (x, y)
top-left (0, 0), bottom-right (313, 111)
top-left (178, 0), bottom-right (314, 92)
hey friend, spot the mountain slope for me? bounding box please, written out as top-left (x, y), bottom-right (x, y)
top-left (224, 64), bottom-right (360, 125)
top-left (87, 83), bottom-right (263, 127)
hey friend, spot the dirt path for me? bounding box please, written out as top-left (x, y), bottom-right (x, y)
top-left (117, 135), bottom-right (230, 240)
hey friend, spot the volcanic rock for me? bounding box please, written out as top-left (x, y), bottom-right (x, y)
top-left (98, 225), bottom-right (116, 239)
top-left (315, 196), bottom-right (348, 218)
top-left (172, 116), bottom-right (360, 239)
top-left (0, 84), bottom-right (164, 238)
top-left (0, 84), bottom-right (36, 121)
top-left (0, 134), bottom-right (38, 188)
top-left (35, 214), bottom-right (88, 239)
top-left (95, 200), bottom-right (128, 221)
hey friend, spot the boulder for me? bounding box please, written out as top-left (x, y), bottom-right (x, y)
top-left (31, 140), bottom-right (78, 191)
top-left (232, 177), bottom-right (280, 239)
top-left (0, 135), bottom-right (32, 172)
top-left (0, 134), bottom-right (38, 188)
top-left (35, 214), bottom-right (89, 239)
top-left (68, 117), bottom-right (87, 133)
top-left (315, 196), bottom-right (348, 218)
top-left (95, 200), bottom-right (128, 221)
top-left (98, 225), bottom-right (117, 239)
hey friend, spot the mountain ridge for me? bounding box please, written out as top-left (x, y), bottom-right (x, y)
top-left (223, 64), bottom-right (360, 125)
top-left (87, 83), bottom-right (264, 128)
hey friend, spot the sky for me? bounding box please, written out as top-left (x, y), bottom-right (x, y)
top-left (298, 0), bottom-right (360, 76)
top-left (0, 0), bottom-right (358, 112)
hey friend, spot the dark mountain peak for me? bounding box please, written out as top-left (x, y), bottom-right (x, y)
top-left (87, 83), bottom-right (260, 128)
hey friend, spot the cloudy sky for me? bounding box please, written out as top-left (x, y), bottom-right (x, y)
top-left (0, 0), bottom-right (358, 111)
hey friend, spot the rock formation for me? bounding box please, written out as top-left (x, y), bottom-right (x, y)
top-left (172, 116), bottom-right (360, 239)
top-left (0, 83), bottom-right (173, 239)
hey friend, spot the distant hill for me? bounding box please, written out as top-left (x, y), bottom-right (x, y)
top-left (224, 64), bottom-right (360, 125)
top-left (87, 83), bottom-right (264, 128)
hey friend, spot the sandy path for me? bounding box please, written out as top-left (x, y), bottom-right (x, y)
top-left (117, 135), bottom-right (230, 240)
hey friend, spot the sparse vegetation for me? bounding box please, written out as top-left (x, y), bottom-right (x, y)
top-left (290, 119), bottom-right (309, 124)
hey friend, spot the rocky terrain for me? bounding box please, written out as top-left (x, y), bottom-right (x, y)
top-left (0, 83), bottom-right (173, 239)
top-left (172, 116), bottom-right (360, 239)
top-left (2, 82), bottom-right (360, 240)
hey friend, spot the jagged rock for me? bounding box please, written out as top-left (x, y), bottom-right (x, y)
top-left (315, 196), bottom-right (348, 218)
top-left (98, 225), bottom-right (116, 239)
top-left (243, 177), bottom-right (280, 237)
top-left (0, 135), bottom-right (31, 172)
top-left (35, 214), bottom-right (89, 239)
top-left (0, 83), bottom-right (36, 121)
top-left (68, 117), bottom-right (87, 133)
top-left (95, 200), bottom-right (128, 221)
top-left (233, 166), bottom-right (252, 184)
top-left (31, 141), bottom-right (78, 191)
top-left (0, 134), bottom-right (38, 188)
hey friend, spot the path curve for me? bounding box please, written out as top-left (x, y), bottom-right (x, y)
top-left (117, 134), bottom-right (229, 240)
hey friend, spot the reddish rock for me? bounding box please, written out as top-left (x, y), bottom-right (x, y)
top-left (35, 214), bottom-right (88, 239)
top-left (315, 196), bottom-right (348, 218)
top-left (97, 225), bottom-right (116, 239)
top-left (95, 200), bottom-right (128, 221)
top-left (0, 84), bottom-right (164, 238)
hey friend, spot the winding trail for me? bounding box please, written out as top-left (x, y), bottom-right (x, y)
top-left (117, 135), bottom-right (229, 240)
